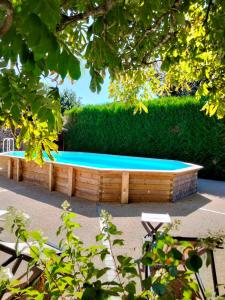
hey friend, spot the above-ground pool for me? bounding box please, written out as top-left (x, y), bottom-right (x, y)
top-left (0, 151), bottom-right (202, 203)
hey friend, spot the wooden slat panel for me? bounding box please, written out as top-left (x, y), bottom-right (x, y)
top-left (129, 184), bottom-right (171, 190)
top-left (54, 166), bottom-right (68, 177)
top-left (75, 190), bottom-right (99, 201)
top-left (101, 193), bottom-right (121, 202)
top-left (22, 160), bottom-right (48, 169)
top-left (101, 189), bottom-right (121, 195)
top-left (76, 181), bottom-right (99, 192)
top-left (22, 170), bottom-right (48, 178)
top-left (102, 177), bottom-right (121, 184)
top-left (76, 176), bottom-right (99, 185)
top-left (22, 171), bottom-right (48, 180)
top-left (54, 177), bottom-right (68, 186)
top-left (55, 184), bottom-right (68, 195)
top-left (55, 173), bottom-right (68, 180)
top-left (0, 157), bottom-right (9, 176)
top-left (55, 180), bottom-right (68, 188)
top-left (77, 170), bottom-right (100, 179)
top-left (76, 186), bottom-right (99, 195)
top-left (129, 178), bottom-right (172, 184)
top-left (130, 190), bottom-right (171, 195)
top-left (102, 183), bottom-right (121, 189)
top-left (129, 172), bottom-right (174, 178)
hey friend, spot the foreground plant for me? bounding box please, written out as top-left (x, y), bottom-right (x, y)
top-left (3, 202), bottom-right (224, 299)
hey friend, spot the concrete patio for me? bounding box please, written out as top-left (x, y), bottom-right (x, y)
top-left (0, 176), bottom-right (224, 294)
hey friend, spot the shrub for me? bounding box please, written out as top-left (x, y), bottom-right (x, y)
top-left (3, 204), bottom-right (224, 300)
top-left (65, 97), bottom-right (225, 180)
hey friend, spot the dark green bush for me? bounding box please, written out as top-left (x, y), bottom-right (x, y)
top-left (65, 96), bottom-right (225, 180)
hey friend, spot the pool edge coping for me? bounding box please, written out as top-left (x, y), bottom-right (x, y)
top-left (0, 152), bottom-right (203, 174)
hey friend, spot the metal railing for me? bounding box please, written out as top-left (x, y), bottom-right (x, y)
top-left (2, 138), bottom-right (15, 152)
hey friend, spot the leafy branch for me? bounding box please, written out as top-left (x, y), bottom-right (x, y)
top-left (58, 0), bottom-right (115, 31)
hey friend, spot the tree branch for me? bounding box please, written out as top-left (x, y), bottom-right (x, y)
top-left (58, 0), bottom-right (114, 31)
top-left (134, 13), bottom-right (168, 49)
top-left (141, 31), bottom-right (177, 65)
top-left (203, 0), bottom-right (213, 26)
top-left (134, 0), bottom-right (182, 50)
top-left (0, 0), bottom-right (13, 38)
top-left (141, 59), bottom-right (162, 66)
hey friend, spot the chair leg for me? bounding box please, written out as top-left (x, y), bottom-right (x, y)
top-left (1, 255), bottom-right (18, 267)
top-left (195, 273), bottom-right (207, 300)
top-left (210, 249), bottom-right (219, 296)
top-left (12, 256), bottom-right (23, 275)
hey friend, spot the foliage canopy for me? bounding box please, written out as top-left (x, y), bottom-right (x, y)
top-left (0, 0), bottom-right (224, 160)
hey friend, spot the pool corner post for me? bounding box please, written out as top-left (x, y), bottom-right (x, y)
top-left (16, 158), bottom-right (22, 182)
top-left (7, 158), bottom-right (13, 179)
top-left (68, 166), bottom-right (75, 197)
top-left (121, 172), bottom-right (129, 204)
top-left (49, 163), bottom-right (55, 192)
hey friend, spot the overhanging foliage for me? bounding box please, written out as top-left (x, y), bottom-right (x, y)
top-left (0, 0), bottom-right (224, 161)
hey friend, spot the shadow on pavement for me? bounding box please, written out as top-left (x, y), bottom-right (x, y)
top-left (0, 176), bottom-right (213, 218)
top-left (99, 193), bottom-right (211, 218)
top-left (198, 178), bottom-right (225, 197)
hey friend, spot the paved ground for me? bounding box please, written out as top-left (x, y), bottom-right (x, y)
top-left (0, 176), bottom-right (224, 294)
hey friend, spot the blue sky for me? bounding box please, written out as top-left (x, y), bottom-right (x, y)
top-left (58, 69), bottom-right (111, 106)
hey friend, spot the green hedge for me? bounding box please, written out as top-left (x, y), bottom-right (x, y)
top-left (65, 97), bottom-right (225, 180)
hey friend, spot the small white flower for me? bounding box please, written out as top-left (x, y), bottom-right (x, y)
top-left (4, 206), bottom-right (30, 233)
top-left (61, 200), bottom-right (71, 211)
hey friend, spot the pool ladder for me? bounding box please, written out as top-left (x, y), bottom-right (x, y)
top-left (2, 138), bottom-right (15, 152)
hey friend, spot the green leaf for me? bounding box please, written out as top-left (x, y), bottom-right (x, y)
top-left (142, 276), bottom-right (152, 290)
top-left (186, 252), bottom-right (203, 272)
top-left (96, 233), bottom-right (104, 242)
top-left (169, 266), bottom-right (178, 277)
top-left (11, 105), bottom-right (20, 123)
top-left (171, 248), bottom-right (183, 260)
top-left (152, 282), bottom-right (166, 296)
top-left (96, 267), bottom-right (110, 279)
top-left (100, 248), bottom-right (109, 261)
top-left (125, 281), bottom-right (136, 295)
top-left (141, 253), bottom-right (153, 266)
top-left (107, 223), bottom-right (122, 235)
top-left (117, 255), bottom-right (132, 265)
top-left (29, 230), bottom-right (43, 242)
top-left (68, 55), bottom-right (81, 80)
top-left (113, 239), bottom-right (124, 246)
top-left (183, 288), bottom-right (193, 300)
top-left (58, 50), bottom-right (69, 79)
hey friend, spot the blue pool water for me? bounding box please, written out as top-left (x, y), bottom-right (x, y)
top-left (1, 151), bottom-right (191, 171)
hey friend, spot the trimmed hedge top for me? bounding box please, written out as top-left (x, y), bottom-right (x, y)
top-left (65, 97), bottom-right (225, 180)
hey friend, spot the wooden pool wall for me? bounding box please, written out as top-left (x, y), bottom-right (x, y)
top-left (0, 156), bottom-right (202, 203)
